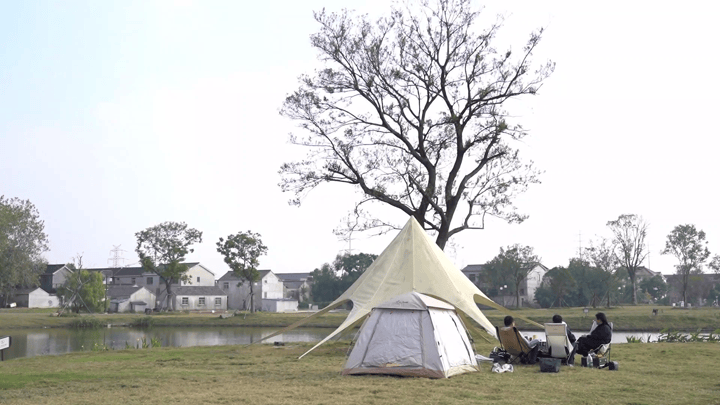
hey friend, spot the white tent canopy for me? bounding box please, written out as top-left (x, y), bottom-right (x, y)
top-left (342, 291), bottom-right (478, 378)
top-left (260, 216), bottom-right (542, 358)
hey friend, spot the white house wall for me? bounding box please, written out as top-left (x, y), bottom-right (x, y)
top-left (116, 288), bottom-right (156, 313)
top-left (29, 291), bottom-right (60, 308)
top-left (262, 299), bottom-right (298, 312)
top-left (176, 294), bottom-right (227, 311)
top-left (258, 272), bottom-right (283, 300)
top-left (523, 265), bottom-right (546, 305)
top-left (180, 265), bottom-right (215, 287)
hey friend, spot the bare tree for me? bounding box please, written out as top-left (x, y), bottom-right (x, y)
top-left (280, 0), bottom-right (554, 248)
top-left (607, 214), bottom-right (648, 305)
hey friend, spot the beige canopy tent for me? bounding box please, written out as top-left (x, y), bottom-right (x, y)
top-left (261, 216), bottom-right (542, 358)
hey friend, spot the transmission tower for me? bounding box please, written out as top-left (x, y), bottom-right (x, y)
top-left (108, 245), bottom-right (126, 268)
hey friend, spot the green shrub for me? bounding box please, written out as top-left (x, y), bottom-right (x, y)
top-left (129, 316), bottom-right (155, 328)
top-left (626, 335), bottom-right (645, 343)
top-left (68, 317), bottom-right (104, 329)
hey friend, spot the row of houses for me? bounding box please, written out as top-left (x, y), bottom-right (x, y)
top-left (13, 263), bottom-right (313, 313)
top-left (459, 262), bottom-right (720, 307)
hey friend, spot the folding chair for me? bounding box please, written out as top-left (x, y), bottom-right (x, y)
top-left (495, 326), bottom-right (534, 364)
top-left (543, 323), bottom-right (573, 364)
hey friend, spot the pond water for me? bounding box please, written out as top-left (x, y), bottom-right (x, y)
top-left (0, 326), bottom-right (332, 361)
top-left (0, 326), bottom-right (663, 361)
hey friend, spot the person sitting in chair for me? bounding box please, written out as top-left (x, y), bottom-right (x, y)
top-left (552, 314), bottom-right (576, 346)
top-left (503, 315), bottom-right (542, 348)
top-left (567, 312), bottom-right (612, 366)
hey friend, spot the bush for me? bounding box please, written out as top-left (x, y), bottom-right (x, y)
top-left (68, 317), bottom-right (104, 329)
top-left (129, 316), bottom-right (155, 328)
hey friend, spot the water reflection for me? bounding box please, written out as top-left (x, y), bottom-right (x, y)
top-left (0, 327), bottom-right (666, 361)
top-left (0, 327), bottom-right (337, 361)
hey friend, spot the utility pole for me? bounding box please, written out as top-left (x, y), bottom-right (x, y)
top-left (105, 245), bottom-right (126, 313)
top-left (107, 245), bottom-right (126, 268)
top-left (578, 232), bottom-right (583, 258)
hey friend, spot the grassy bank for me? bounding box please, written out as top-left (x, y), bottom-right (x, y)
top-left (2, 305), bottom-right (719, 332)
top-left (1, 339), bottom-right (718, 405)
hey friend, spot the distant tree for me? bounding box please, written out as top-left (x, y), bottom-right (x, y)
top-left (607, 214), bottom-right (649, 305)
top-left (57, 255), bottom-right (105, 314)
top-left (708, 255), bottom-right (720, 274)
top-left (584, 238), bottom-right (621, 307)
top-left (310, 263), bottom-right (343, 304)
top-left (535, 266), bottom-right (575, 308)
top-left (639, 275), bottom-right (669, 302)
top-left (485, 244), bottom-right (540, 307)
top-left (135, 222), bottom-right (202, 311)
top-left (280, 0), bottom-right (553, 249)
top-left (216, 231), bottom-right (268, 313)
top-left (310, 252), bottom-right (378, 305)
top-left (0, 196), bottom-right (49, 306)
top-left (566, 258), bottom-right (607, 308)
top-left (661, 224), bottom-right (711, 306)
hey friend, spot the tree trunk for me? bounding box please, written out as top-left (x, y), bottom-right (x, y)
top-left (630, 273), bottom-right (638, 305)
top-left (165, 282), bottom-right (174, 311)
top-left (250, 282), bottom-right (255, 313)
top-left (606, 290), bottom-right (611, 308)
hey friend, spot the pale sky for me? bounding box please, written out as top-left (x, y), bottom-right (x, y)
top-left (2, 1), bottom-right (718, 278)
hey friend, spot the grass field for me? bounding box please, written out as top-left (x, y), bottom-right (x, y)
top-left (2, 305), bottom-right (720, 332)
top-left (1, 339), bottom-right (718, 405)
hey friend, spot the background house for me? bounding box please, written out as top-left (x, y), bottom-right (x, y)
top-left (13, 287), bottom-right (60, 308)
top-left (276, 272), bottom-right (313, 303)
top-left (461, 263), bottom-right (548, 307)
top-left (174, 286), bottom-right (227, 311)
top-left (665, 273), bottom-right (720, 307)
top-left (40, 264), bottom-right (73, 293)
top-left (218, 270), bottom-right (293, 311)
top-left (107, 285), bottom-right (156, 313)
top-left (89, 262), bottom-right (215, 309)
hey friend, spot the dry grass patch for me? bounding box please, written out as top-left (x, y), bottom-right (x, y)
top-left (1, 341), bottom-right (719, 405)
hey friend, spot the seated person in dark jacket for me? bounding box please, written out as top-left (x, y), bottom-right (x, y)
top-left (552, 314), bottom-right (576, 345)
top-left (567, 312), bottom-right (612, 365)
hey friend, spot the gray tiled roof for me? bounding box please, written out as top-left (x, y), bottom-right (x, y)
top-left (173, 286), bottom-right (227, 296)
top-left (45, 264), bottom-right (68, 274)
top-left (275, 273), bottom-right (312, 281)
top-left (85, 262), bottom-right (202, 278)
top-left (218, 270), bottom-right (272, 281)
top-left (107, 285), bottom-right (145, 299)
top-left (461, 264), bottom-right (488, 273)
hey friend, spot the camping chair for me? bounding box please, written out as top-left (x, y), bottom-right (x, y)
top-left (495, 326), bottom-right (534, 364)
top-left (543, 323), bottom-right (574, 364)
